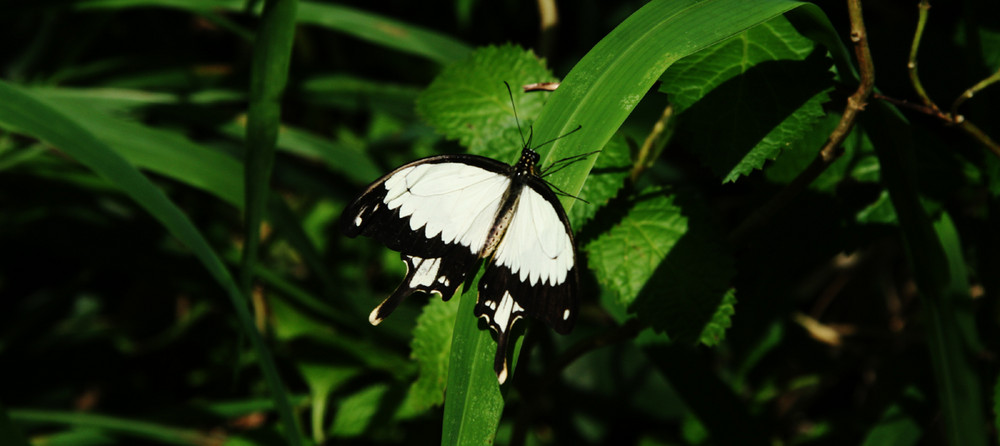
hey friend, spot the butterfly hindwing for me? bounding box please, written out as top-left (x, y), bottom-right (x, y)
top-left (475, 179), bottom-right (578, 382)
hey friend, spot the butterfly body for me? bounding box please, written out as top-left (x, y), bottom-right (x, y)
top-left (343, 146), bottom-right (579, 383)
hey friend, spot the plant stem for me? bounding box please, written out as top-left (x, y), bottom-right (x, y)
top-left (908, 1), bottom-right (937, 111)
top-left (630, 103), bottom-right (674, 182)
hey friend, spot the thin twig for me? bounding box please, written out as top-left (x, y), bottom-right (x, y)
top-left (958, 120), bottom-right (1000, 158)
top-left (730, 0), bottom-right (875, 243)
top-left (908, 1), bottom-right (938, 112)
top-left (902, 1), bottom-right (1000, 158)
top-left (630, 103), bottom-right (674, 182)
top-left (951, 67), bottom-right (1000, 120)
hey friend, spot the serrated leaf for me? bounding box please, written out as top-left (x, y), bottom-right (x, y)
top-left (416, 44), bottom-right (555, 161)
top-left (699, 288), bottom-right (736, 347)
top-left (765, 114), bottom-right (880, 190)
top-left (569, 132), bottom-right (632, 228)
top-left (660, 15), bottom-right (832, 183)
top-left (606, 190), bottom-right (736, 343)
top-left (407, 297), bottom-right (459, 413)
top-left (584, 189), bottom-right (687, 309)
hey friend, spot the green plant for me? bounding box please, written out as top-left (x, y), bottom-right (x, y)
top-left (1, 0), bottom-right (997, 445)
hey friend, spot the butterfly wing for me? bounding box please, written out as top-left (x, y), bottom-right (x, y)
top-left (475, 176), bottom-right (578, 383)
top-left (341, 155), bottom-right (512, 325)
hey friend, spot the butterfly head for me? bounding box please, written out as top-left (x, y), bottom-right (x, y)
top-left (514, 148), bottom-right (541, 178)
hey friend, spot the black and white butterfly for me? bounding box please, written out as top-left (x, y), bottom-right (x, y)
top-left (341, 87), bottom-right (585, 384)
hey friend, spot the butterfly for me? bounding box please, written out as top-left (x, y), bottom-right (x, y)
top-left (341, 84), bottom-right (586, 384)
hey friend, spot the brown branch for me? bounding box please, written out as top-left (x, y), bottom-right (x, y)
top-left (730, 0), bottom-right (875, 244)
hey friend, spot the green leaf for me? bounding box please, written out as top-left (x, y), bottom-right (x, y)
top-left (24, 89), bottom-right (244, 206)
top-left (241, 2), bottom-right (303, 443)
top-left (408, 297), bottom-right (460, 413)
top-left (699, 288), bottom-right (736, 347)
top-left (587, 188), bottom-right (736, 343)
top-left (585, 189), bottom-right (687, 310)
top-left (764, 113), bottom-right (878, 190)
top-left (0, 79), bottom-right (297, 446)
top-left (860, 402), bottom-right (922, 446)
top-left (297, 74), bottom-right (421, 118)
top-left (856, 190), bottom-right (899, 225)
top-left (77, 0), bottom-right (473, 64)
top-left (329, 384), bottom-right (390, 438)
top-left (295, 2), bottom-right (472, 65)
top-left (416, 44), bottom-right (556, 161)
top-left (660, 15), bottom-right (833, 183)
top-left (297, 362), bottom-right (361, 444)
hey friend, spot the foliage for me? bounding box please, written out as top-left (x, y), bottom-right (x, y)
top-left (1, 0), bottom-right (999, 445)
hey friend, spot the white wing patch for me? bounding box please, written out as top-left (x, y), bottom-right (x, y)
top-left (492, 291), bottom-right (524, 332)
top-left (407, 257), bottom-right (442, 289)
top-left (494, 186), bottom-right (574, 287)
top-left (383, 163), bottom-right (508, 254)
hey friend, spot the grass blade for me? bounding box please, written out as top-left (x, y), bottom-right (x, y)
top-left (241, 0), bottom-right (303, 443)
top-left (0, 80), bottom-right (299, 446)
top-left (442, 272), bottom-right (505, 446)
top-left (865, 101), bottom-right (986, 446)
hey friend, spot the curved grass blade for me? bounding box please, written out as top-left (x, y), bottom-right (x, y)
top-left (240, 1), bottom-right (303, 442)
top-left (865, 101), bottom-right (986, 446)
top-left (529, 0), bottom-right (812, 212)
top-left (442, 270), bottom-right (506, 446)
top-left (0, 80), bottom-right (301, 445)
top-left (442, 1), bottom-right (822, 444)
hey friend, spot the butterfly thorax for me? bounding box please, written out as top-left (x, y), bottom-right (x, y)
top-left (478, 148), bottom-right (538, 259)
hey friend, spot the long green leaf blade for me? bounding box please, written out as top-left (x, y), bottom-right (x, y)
top-left (865, 101), bottom-right (986, 446)
top-left (530, 0), bottom-right (810, 211)
top-left (242, 1), bottom-right (302, 442)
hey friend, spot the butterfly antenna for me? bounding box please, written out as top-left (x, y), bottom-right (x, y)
top-left (504, 81), bottom-right (528, 148)
top-left (532, 124), bottom-right (582, 152)
top-left (544, 179), bottom-right (591, 204)
top-left (541, 149), bottom-right (602, 178)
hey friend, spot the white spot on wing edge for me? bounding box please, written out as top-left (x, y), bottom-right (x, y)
top-left (369, 306), bottom-right (383, 326)
top-left (497, 363), bottom-right (508, 384)
top-left (563, 309), bottom-right (570, 320)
